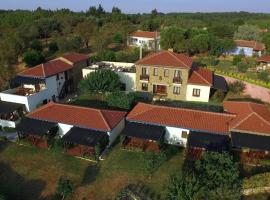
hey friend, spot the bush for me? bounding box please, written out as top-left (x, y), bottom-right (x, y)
top-left (56, 177), bottom-right (74, 200)
top-left (106, 92), bottom-right (137, 110)
top-left (1, 127), bottom-right (16, 132)
top-left (228, 81), bottom-right (245, 94)
top-left (233, 55), bottom-right (243, 65)
top-left (30, 40), bottom-right (43, 52)
top-left (99, 50), bottom-right (116, 61)
top-left (0, 136), bottom-right (7, 142)
top-left (243, 172), bottom-right (270, 189)
top-left (237, 61), bottom-right (249, 73)
top-left (258, 71), bottom-right (269, 83)
top-left (23, 50), bottom-right (45, 67)
top-left (48, 42), bottom-right (59, 53)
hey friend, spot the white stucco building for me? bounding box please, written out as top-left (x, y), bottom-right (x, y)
top-left (128, 30), bottom-right (161, 50)
top-left (230, 40), bottom-right (265, 57)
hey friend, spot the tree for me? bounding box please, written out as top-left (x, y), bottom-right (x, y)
top-left (166, 173), bottom-right (201, 200)
top-left (160, 26), bottom-right (186, 52)
top-left (57, 36), bottom-right (82, 52)
top-left (23, 50), bottom-right (45, 67)
top-left (106, 92), bottom-right (137, 110)
top-left (234, 24), bottom-right (260, 41)
top-left (76, 21), bottom-right (97, 48)
top-left (209, 37), bottom-right (236, 56)
top-left (233, 55), bottom-right (243, 65)
top-left (190, 33), bottom-right (210, 53)
top-left (194, 152), bottom-right (242, 200)
top-left (56, 177), bottom-right (74, 200)
top-left (258, 71), bottom-right (269, 82)
top-left (113, 32), bottom-right (123, 44)
top-left (30, 40), bottom-right (43, 52)
top-left (262, 32), bottom-right (270, 54)
top-left (79, 70), bottom-right (121, 94)
top-left (237, 61), bottom-right (249, 73)
top-left (209, 24), bottom-right (235, 39)
top-left (48, 42), bottom-right (59, 53)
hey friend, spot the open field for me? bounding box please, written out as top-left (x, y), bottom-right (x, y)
top-left (0, 141), bottom-right (184, 200)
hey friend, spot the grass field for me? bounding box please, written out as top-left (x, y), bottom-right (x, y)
top-left (0, 141), bottom-right (184, 200)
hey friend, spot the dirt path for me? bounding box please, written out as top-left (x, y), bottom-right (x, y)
top-left (222, 75), bottom-right (270, 103)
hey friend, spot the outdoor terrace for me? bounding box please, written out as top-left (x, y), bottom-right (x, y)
top-left (87, 61), bottom-right (136, 73)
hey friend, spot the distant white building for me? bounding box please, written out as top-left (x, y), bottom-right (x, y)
top-left (82, 61), bottom-right (137, 92)
top-left (230, 40), bottom-right (265, 57)
top-left (128, 30), bottom-right (160, 51)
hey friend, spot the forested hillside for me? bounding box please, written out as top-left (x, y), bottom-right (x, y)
top-left (1, 6), bottom-right (270, 90)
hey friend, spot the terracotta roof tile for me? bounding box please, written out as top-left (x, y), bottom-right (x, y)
top-left (188, 67), bottom-right (213, 86)
top-left (27, 102), bottom-right (126, 132)
top-left (20, 59), bottom-right (73, 78)
top-left (130, 30), bottom-right (160, 39)
top-left (61, 53), bottom-right (89, 63)
top-left (235, 40), bottom-right (266, 51)
top-left (136, 51), bottom-right (193, 68)
top-left (127, 103), bottom-right (235, 135)
top-left (224, 101), bottom-right (270, 135)
top-left (258, 55), bottom-right (270, 63)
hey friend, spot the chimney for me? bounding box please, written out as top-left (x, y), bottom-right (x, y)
top-left (140, 46), bottom-right (143, 59)
top-left (168, 48), bottom-right (174, 52)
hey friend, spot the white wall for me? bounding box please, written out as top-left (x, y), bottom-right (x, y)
top-left (0, 119), bottom-right (20, 128)
top-left (130, 36), bottom-right (160, 50)
top-left (107, 118), bottom-right (125, 146)
top-left (82, 68), bottom-right (136, 92)
top-left (58, 123), bottom-right (73, 137)
top-left (165, 126), bottom-right (190, 147)
top-left (186, 84), bottom-right (211, 102)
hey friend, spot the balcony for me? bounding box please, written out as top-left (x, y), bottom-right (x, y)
top-left (0, 87), bottom-right (48, 112)
top-left (173, 77), bottom-right (182, 84)
top-left (140, 74), bottom-right (149, 81)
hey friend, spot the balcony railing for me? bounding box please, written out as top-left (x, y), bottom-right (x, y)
top-left (173, 77), bottom-right (182, 84)
top-left (140, 74), bottom-right (149, 81)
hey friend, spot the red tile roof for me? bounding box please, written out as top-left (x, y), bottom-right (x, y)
top-left (235, 40), bottom-right (266, 51)
top-left (61, 53), bottom-right (89, 63)
top-left (188, 67), bottom-right (213, 86)
top-left (224, 101), bottom-right (270, 135)
top-left (258, 55), bottom-right (270, 63)
top-left (136, 51), bottom-right (193, 68)
top-left (20, 59), bottom-right (73, 78)
top-left (130, 30), bottom-right (160, 39)
top-left (27, 102), bottom-right (127, 132)
top-left (127, 103), bottom-right (235, 135)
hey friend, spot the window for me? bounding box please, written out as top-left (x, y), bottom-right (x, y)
top-left (141, 83), bottom-right (148, 91)
top-left (164, 69), bottom-right (169, 77)
top-left (192, 89), bottom-right (201, 97)
top-left (153, 68), bottom-right (158, 76)
top-left (142, 67), bottom-right (148, 75)
top-left (173, 86), bottom-right (181, 94)
top-left (174, 70), bottom-right (181, 78)
top-left (182, 131), bottom-right (188, 139)
top-left (56, 74), bottom-right (59, 80)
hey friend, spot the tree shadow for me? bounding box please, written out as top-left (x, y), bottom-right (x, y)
top-left (0, 162), bottom-right (46, 200)
top-left (80, 164), bottom-right (100, 186)
top-left (0, 141), bottom-right (9, 153)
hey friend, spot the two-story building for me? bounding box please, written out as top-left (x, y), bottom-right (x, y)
top-left (230, 40), bottom-right (265, 57)
top-left (135, 50), bottom-right (226, 102)
top-left (128, 30), bottom-right (160, 51)
top-left (0, 53), bottom-right (89, 128)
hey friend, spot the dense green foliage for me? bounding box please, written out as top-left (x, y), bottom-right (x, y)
top-left (228, 81), bottom-right (246, 94)
top-left (106, 92), bottom-right (137, 110)
top-left (166, 152), bottom-right (242, 200)
top-left (79, 70), bottom-right (121, 94)
top-left (56, 177), bottom-right (74, 200)
top-left (0, 7), bottom-right (270, 90)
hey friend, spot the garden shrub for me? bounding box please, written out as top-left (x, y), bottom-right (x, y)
top-left (237, 61), bottom-right (249, 73)
top-left (106, 92), bottom-right (138, 110)
top-left (228, 81), bottom-right (245, 94)
top-left (243, 172), bottom-right (270, 189)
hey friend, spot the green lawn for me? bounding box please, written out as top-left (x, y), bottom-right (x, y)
top-left (0, 142), bottom-right (184, 200)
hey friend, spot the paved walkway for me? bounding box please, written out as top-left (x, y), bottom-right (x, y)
top-left (0, 131), bottom-right (18, 142)
top-left (222, 75), bottom-right (270, 103)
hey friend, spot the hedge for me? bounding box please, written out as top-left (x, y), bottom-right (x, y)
top-left (208, 66), bottom-right (270, 89)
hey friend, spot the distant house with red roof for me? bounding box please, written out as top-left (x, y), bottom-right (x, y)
top-left (230, 40), bottom-right (266, 57)
top-left (257, 55), bottom-right (270, 71)
top-left (135, 50), bottom-right (227, 102)
top-left (128, 30), bottom-right (160, 50)
top-left (17, 102), bottom-right (126, 156)
top-left (0, 53), bottom-right (89, 114)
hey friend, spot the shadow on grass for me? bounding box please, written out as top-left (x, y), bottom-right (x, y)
top-left (0, 162), bottom-right (46, 200)
top-left (81, 164), bottom-right (100, 186)
top-left (0, 141), bottom-right (9, 154)
top-left (241, 164), bottom-right (270, 178)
